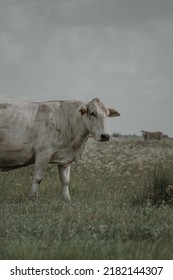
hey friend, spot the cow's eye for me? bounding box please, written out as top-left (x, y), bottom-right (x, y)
top-left (90, 112), bottom-right (96, 117)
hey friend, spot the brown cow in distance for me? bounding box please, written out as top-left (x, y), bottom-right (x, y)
top-left (141, 130), bottom-right (163, 141)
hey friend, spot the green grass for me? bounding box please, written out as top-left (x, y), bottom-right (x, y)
top-left (0, 137), bottom-right (173, 259)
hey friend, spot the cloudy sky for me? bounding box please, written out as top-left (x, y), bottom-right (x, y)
top-left (0, 0), bottom-right (173, 136)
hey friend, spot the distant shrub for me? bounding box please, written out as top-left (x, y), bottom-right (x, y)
top-left (112, 132), bottom-right (122, 137)
top-left (111, 133), bottom-right (139, 138)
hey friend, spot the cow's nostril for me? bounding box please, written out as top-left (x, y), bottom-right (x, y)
top-left (101, 134), bottom-right (110, 141)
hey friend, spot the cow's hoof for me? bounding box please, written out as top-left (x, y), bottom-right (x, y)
top-left (62, 192), bottom-right (71, 202)
top-left (28, 192), bottom-right (38, 201)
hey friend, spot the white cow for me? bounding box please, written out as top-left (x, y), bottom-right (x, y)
top-left (0, 98), bottom-right (120, 201)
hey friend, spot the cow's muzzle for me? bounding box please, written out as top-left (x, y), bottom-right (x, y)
top-left (100, 134), bottom-right (110, 142)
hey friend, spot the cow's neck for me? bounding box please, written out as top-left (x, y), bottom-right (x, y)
top-left (57, 114), bottom-right (88, 163)
top-left (70, 115), bottom-right (89, 150)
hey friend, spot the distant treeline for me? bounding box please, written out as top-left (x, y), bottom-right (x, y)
top-left (112, 133), bottom-right (139, 137)
top-left (112, 133), bottom-right (170, 138)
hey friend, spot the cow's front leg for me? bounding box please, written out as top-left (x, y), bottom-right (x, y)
top-left (29, 155), bottom-right (50, 199)
top-left (58, 164), bottom-right (71, 201)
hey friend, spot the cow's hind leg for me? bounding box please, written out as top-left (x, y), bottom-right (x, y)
top-left (58, 164), bottom-right (71, 201)
top-left (29, 154), bottom-right (50, 199)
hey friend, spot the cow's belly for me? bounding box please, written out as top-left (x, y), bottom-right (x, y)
top-left (0, 125), bottom-right (35, 170)
top-left (0, 145), bottom-right (34, 171)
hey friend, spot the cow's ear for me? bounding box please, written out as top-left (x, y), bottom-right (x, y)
top-left (108, 108), bottom-right (120, 117)
top-left (92, 98), bottom-right (100, 104)
top-left (79, 105), bottom-right (87, 115)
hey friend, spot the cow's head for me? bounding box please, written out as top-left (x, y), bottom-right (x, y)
top-left (141, 130), bottom-right (146, 135)
top-left (79, 98), bottom-right (120, 142)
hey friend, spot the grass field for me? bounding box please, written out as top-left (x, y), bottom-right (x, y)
top-left (0, 136), bottom-right (173, 260)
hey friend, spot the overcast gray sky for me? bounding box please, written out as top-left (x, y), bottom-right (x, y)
top-left (0, 0), bottom-right (173, 136)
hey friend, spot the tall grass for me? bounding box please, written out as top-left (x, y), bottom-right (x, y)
top-left (132, 162), bottom-right (173, 206)
top-left (148, 163), bottom-right (173, 205)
